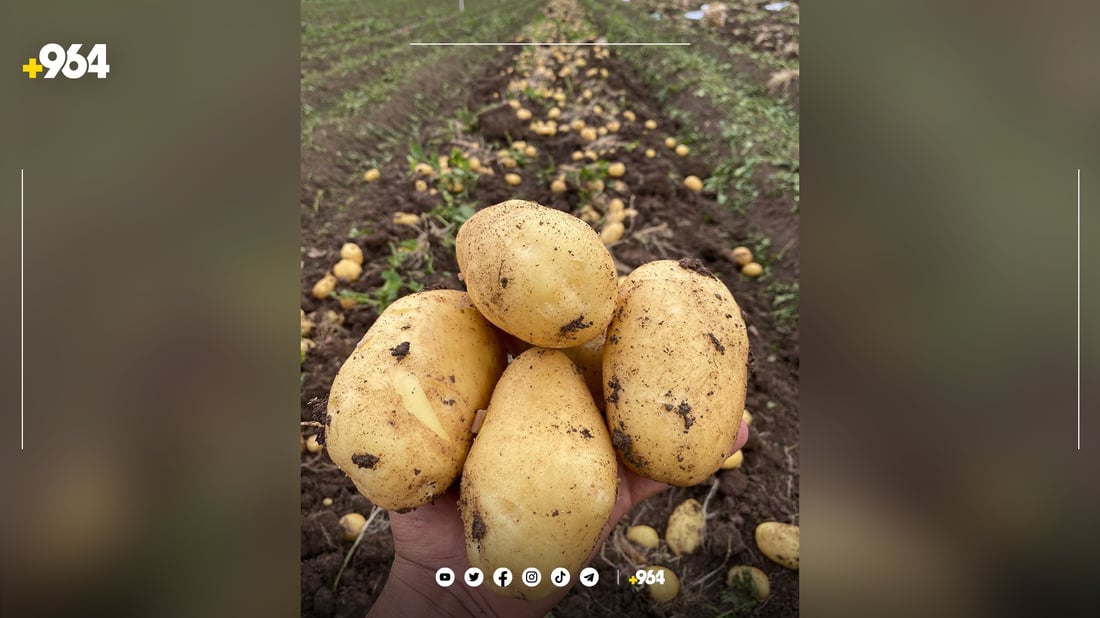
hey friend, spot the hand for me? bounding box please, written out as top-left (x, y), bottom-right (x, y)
top-left (368, 421), bottom-right (749, 618)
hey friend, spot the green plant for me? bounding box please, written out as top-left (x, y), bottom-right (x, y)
top-left (768, 281), bottom-right (800, 334)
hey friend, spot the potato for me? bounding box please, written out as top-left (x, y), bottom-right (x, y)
top-left (626, 525), bottom-right (660, 549)
top-left (604, 259), bottom-right (749, 485)
top-left (600, 222), bottom-right (625, 245)
top-left (646, 566), bottom-right (680, 602)
top-left (731, 246), bottom-right (753, 266)
top-left (456, 201), bottom-right (617, 348)
top-left (684, 175), bottom-right (703, 191)
top-left (311, 273), bottom-right (337, 299)
top-left (665, 499), bottom-right (704, 555)
top-left (741, 262), bottom-right (763, 277)
top-left (742, 409), bottom-right (753, 424)
top-left (305, 435), bottom-right (321, 454)
top-left (720, 450), bottom-right (744, 470)
top-left (551, 178), bottom-right (567, 193)
top-left (608, 162), bottom-right (626, 177)
top-left (664, 137), bottom-right (677, 149)
top-left (339, 512), bottom-right (366, 541)
top-left (645, 148), bottom-right (656, 158)
top-left (504, 173), bottom-right (522, 186)
top-left (727, 565), bottom-right (770, 599)
top-left (392, 212), bottom-right (421, 226)
top-left (675, 144), bottom-right (690, 156)
top-left (645, 119), bottom-right (657, 130)
top-left (363, 168), bottom-right (380, 182)
top-left (325, 290), bottom-right (507, 511)
top-left (755, 521), bottom-right (799, 570)
top-left (333, 259), bottom-right (362, 282)
top-left (562, 331), bottom-right (606, 410)
top-left (340, 243), bottom-right (364, 265)
top-left (461, 349), bottom-right (617, 600)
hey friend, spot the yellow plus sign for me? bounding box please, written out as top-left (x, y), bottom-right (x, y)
top-left (628, 575), bottom-right (638, 585)
top-left (23, 57), bottom-right (43, 79)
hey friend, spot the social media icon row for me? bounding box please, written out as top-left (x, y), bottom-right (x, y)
top-left (435, 566), bottom-right (600, 588)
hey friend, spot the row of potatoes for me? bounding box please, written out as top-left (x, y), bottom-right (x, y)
top-left (324, 200), bottom-right (752, 600)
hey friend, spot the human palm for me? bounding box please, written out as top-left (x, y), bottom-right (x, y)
top-left (370, 421), bottom-right (748, 617)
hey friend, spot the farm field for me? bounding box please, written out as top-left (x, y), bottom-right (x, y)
top-left (300, 1), bottom-right (800, 616)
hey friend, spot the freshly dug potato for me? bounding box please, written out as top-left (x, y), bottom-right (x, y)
top-left (461, 349), bottom-right (617, 600)
top-left (311, 273), bottom-right (337, 300)
top-left (333, 259), bottom-right (362, 282)
top-left (755, 521), bottom-right (799, 570)
top-left (562, 331), bottom-right (606, 410)
top-left (727, 565), bottom-right (770, 599)
top-left (305, 434), bottom-right (321, 454)
top-left (604, 258), bottom-right (749, 485)
top-left (741, 262), bottom-right (764, 277)
top-left (325, 290), bottom-right (507, 511)
top-left (665, 499), bottom-right (704, 555)
top-left (646, 566), bottom-right (680, 603)
top-left (720, 450), bottom-right (744, 470)
top-left (731, 246), bottom-right (753, 267)
top-left (626, 525), bottom-right (660, 549)
top-left (456, 201), bottom-right (617, 348)
top-left (340, 243), bottom-right (364, 265)
top-left (684, 175), bottom-right (703, 191)
top-left (742, 408), bottom-right (754, 424)
top-left (600, 222), bottom-right (625, 245)
top-left (339, 512), bottom-right (366, 542)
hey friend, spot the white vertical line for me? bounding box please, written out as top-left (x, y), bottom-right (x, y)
top-left (1078, 169), bottom-right (1081, 450)
top-left (21, 169), bottom-right (25, 451)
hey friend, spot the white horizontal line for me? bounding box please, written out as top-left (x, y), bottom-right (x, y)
top-left (410, 42), bottom-right (690, 46)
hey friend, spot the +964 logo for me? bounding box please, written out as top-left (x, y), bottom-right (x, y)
top-left (23, 43), bottom-right (110, 79)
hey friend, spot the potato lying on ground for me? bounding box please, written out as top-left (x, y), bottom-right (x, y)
top-left (326, 290), bottom-right (507, 511)
top-left (756, 521), bottom-right (800, 570)
top-left (727, 565), bottom-right (770, 599)
top-left (461, 349), bottom-right (617, 600)
top-left (626, 525), bottom-right (660, 549)
top-left (666, 498), bottom-right (704, 555)
top-left (604, 258), bottom-right (749, 485)
top-left (456, 200), bottom-right (617, 348)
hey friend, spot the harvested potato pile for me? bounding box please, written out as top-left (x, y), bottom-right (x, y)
top-left (325, 200), bottom-right (751, 599)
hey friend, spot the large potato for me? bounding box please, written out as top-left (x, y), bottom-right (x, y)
top-left (456, 200), bottom-right (617, 348)
top-left (325, 290), bottom-right (507, 511)
top-left (461, 349), bottom-right (618, 600)
top-left (604, 258), bottom-right (749, 485)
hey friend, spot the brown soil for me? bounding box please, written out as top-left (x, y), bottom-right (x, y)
top-left (301, 14), bottom-right (798, 618)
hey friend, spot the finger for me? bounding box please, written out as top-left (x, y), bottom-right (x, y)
top-left (723, 419), bottom-right (750, 459)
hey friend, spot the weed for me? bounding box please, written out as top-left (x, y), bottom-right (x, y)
top-left (767, 281), bottom-right (800, 335)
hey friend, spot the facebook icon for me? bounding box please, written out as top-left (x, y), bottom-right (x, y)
top-left (493, 567), bottom-right (513, 588)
